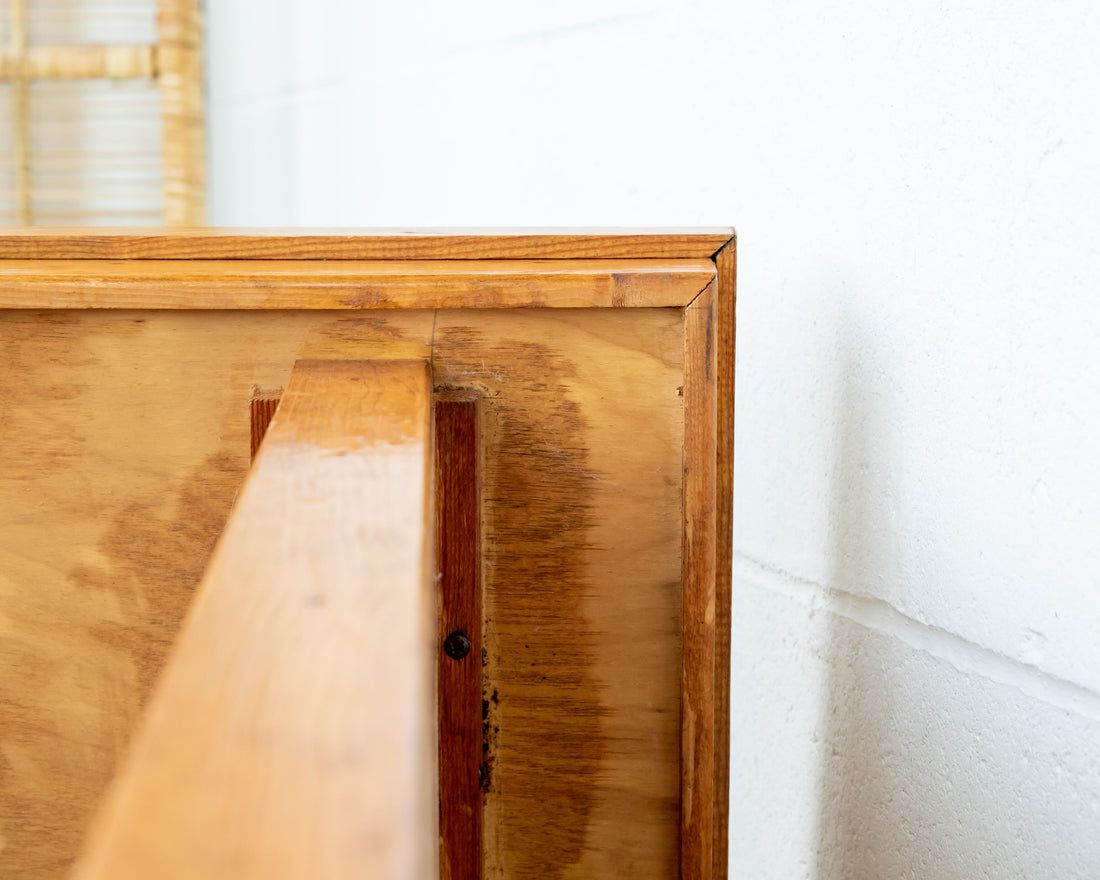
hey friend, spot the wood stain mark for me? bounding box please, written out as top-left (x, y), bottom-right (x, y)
top-left (0, 314), bottom-right (242, 877)
top-left (432, 326), bottom-right (606, 879)
top-left (69, 450), bottom-right (244, 706)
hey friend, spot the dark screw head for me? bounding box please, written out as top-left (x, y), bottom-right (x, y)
top-left (444, 631), bottom-right (472, 660)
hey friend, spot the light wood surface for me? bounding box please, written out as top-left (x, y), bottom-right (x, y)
top-left (71, 359), bottom-right (437, 880)
top-left (0, 259), bottom-right (715, 309)
top-left (0, 310), bottom-right (434, 879)
top-left (0, 228), bottom-right (735, 260)
top-left (434, 308), bottom-right (685, 878)
top-left (683, 285), bottom-right (718, 880)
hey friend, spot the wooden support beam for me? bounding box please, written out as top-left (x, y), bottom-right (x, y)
top-left (71, 359), bottom-right (438, 880)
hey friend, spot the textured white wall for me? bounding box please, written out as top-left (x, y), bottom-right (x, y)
top-left (207, 2), bottom-right (1100, 876)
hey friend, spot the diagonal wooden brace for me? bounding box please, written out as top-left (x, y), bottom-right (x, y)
top-left (72, 359), bottom-right (438, 879)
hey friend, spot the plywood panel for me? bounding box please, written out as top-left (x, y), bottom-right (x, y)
top-left (433, 308), bottom-right (685, 879)
top-left (72, 360), bottom-right (437, 880)
top-left (0, 296), bottom-right (715, 879)
top-left (0, 310), bottom-right (434, 879)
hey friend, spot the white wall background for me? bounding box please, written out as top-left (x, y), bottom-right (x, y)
top-left (206, 2), bottom-right (1100, 876)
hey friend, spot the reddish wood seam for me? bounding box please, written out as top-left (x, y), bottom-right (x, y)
top-left (435, 397), bottom-right (482, 880)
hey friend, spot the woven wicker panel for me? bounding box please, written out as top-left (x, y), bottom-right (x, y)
top-left (26, 0), bottom-right (157, 46)
top-left (0, 84), bottom-right (15, 224)
top-left (1, 0), bottom-right (204, 226)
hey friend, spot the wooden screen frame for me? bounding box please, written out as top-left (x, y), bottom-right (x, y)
top-left (0, 0), bottom-right (205, 225)
top-left (0, 228), bottom-right (734, 879)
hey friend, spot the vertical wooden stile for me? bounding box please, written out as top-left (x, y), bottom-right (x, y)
top-left (683, 284), bottom-right (718, 880)
top-left (713, 237), bottom-right (736, 878)
top-left (9, 0), bottom-right (31, 225)
top-left (436, 395), bottom-right (482, 880)
top-left (157, 0), bottom-right (206, 225)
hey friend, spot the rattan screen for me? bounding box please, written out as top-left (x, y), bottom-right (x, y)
top-left (0, 0), bottom-right (203, 226)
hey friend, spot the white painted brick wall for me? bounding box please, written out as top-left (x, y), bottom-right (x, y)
top-left (207, 1), bottom-right (1100, 875)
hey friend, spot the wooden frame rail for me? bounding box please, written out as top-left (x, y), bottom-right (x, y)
top-left (71, 360), bottom-right (437, 879)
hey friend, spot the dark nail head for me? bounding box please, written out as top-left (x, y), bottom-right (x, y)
top-left (444, 631), bottom-right (472, 660)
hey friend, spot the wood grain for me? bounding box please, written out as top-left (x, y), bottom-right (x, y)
top-left (713, 239), bottom-right (736, 879)
top-left (249, 391), bottom-right (281, 461)
top-left (434, 308), bottom-right (685, 879)
top-left (0, 229), bottom-right (735, 261)
top-left (0, 310), bottom-right (434, 879)
top-left (71, 359), bottom-right (438, 880)
top-left (436, 397), bottom-right (482, 880)
top-left (0, 259), bottom-right (714, 309)
top-left (682, 285), bottom-right (718, 880)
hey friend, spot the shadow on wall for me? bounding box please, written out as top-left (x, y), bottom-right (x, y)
top-left (815, 305), bottom-right (987, 880)
top-left (812, 307), bottom-right (1100, 879)
top-left (816, 303), bottom-right (904, 880)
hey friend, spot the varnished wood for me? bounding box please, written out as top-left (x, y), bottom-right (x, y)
top-left (434, 308), bottom-right (685, 878)
top-left (0, 259), bottom-right (714, 309)
top-left (436, 397), bottom-right (482, 880)
top-left (71, 359), bottom-right (437, 880)
top-left (713, 239), bottom-right (736, 879)
top-left (683, 285), bottom-right (718, 880)
top-left (0, 228), bottom-right (735, 260)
